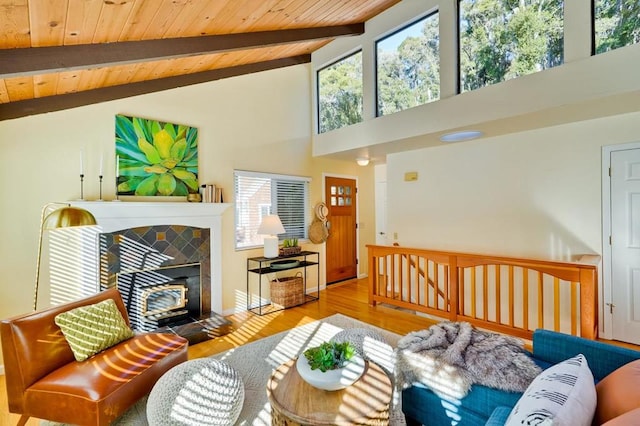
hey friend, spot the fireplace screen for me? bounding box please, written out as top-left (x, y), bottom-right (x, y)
top-left (142, 284), bottom-right (188, 317)
top-left (117, 263), bottom-right (201, 332)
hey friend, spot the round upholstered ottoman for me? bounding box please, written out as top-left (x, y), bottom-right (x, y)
top-left (147, 358), bottom-right (244, 426)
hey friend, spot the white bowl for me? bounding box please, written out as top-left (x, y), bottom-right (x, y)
top-left (296, 354), bottom-right (365, 391)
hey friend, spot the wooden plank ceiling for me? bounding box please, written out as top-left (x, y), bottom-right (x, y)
top-left (0, 0), bottom-right (400, 120)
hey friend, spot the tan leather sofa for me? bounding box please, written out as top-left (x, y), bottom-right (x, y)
top-left (1, 287), bottom-right (188, 425)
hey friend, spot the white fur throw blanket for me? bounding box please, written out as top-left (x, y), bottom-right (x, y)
top-left (396, 321), bottom-right (541, 399)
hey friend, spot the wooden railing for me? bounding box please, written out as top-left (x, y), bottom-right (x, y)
top-left (368, 245), bottom-right (600, 340)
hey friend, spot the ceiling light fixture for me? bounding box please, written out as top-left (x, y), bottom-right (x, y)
top-left (440, 130), bottom-right (484, 143)
top-left (356, 157), bottom-right (370, 166)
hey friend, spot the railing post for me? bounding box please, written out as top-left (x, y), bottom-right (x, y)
top-left (368, 246), bottom-right (377, 306)
top-left (365, 245), bottom-right (599, 341)
top-left (579, 266), bottom-right (598, 339)
top-left (449, 255), bottom-right (458, 322)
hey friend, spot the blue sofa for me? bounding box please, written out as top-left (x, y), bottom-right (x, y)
top-left (402, 329), bottom-right (640, 426)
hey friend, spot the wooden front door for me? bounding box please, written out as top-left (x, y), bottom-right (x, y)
top-left (325, 176), bottom-right (357, 284)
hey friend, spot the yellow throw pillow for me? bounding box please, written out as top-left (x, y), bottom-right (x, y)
top-left (54, 298), bottom-right (134, 361)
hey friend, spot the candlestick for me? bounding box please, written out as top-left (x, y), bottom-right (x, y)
top-left (98, 175), bottom-right (103, 200)
top-left (115, 154), bottom-right (120, 201)
top-left (80, 174), bottom-right (85, 200)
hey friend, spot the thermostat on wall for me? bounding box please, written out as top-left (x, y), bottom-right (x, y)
top-left (404, 172), bottom-right (418, 181)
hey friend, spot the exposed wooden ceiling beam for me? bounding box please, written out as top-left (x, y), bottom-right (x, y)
top-left (0, 24), bottom-right (363, 78)
top-left (0, 55), bottom-right (311, 121)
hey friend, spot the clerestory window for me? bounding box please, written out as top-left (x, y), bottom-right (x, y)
top-left (317, 51), bottom-right (363, 134)
top-left (376, 11), bottom-right (440, 117)
top-left (458, 0), bottom-right (564, 93)
top-left (594, 0), bottom-right (640, 54)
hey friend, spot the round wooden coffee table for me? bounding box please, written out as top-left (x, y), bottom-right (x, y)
top-left (267, 358), bottom-right (392, 426)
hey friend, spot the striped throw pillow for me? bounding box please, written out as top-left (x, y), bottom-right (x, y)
top-left (505, 354), bottom-right (596, 426)
top-left (55, 298), bottom-right (134, 361)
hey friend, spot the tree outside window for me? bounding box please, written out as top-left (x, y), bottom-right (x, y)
top-left (377, 11), bottom-right (440, 117)
top-left (317, 51), bottom-right (363, 134)
top-left (459, 0), bottom-right (564, 93)
top-left (595, 0), bottom-right (640, 54)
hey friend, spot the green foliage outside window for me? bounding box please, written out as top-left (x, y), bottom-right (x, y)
top-left (377, 12), bottom-right (440, 116)
top-left (459, 0), bottom-right (564, 92)
top-left (316, 0), bottom-right (639, 134)
top-left (595, 0), bottom-right (640, 54)
top-left (317, 51), bottom-right (363, 134)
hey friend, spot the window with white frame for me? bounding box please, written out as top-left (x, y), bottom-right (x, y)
top-left (376, 11), bottom-right (440, 117)
top-left (234, 170), bottom-right (310, 250)
top-left (317, 50), bottom-right (363, 134)
top-left (594, 0), bottom-right (640, 54)
top-left (458, 0), bottom-right (564, 93)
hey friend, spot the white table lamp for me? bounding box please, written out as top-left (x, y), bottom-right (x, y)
top-left (258, 215), bottom-right (285, 258)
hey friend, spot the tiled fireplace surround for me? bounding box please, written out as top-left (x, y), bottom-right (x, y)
top-left (99, 225), bottom-right (210, 332)
top-left (70, 201), bottom-right (230, 323)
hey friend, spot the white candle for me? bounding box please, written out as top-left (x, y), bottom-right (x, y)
top-left (116, 155), bottom-right (119, 177)
top-left (80, 149), bottom-right (84, 175)
top-left (99, 153), bottom-right (104, 176)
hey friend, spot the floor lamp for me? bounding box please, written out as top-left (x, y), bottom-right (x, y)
top-left (34, 203), bottom-right (97, 311)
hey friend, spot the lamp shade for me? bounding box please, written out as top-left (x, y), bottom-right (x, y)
top-left (43, 207), bottom-right (97, 230)
top-left (257, 215), bottom-right (285, 236)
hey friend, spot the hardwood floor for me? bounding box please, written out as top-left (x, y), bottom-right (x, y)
top-left (189, 277), bottom-right (435, 359)
top-left (1, 278), bottom-right (434, 425)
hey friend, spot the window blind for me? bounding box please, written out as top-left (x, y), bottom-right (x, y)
top-left (234, 170), bottom-right (310, 250)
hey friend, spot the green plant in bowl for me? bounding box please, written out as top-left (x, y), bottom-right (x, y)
top-left (282, 238), bottom-right (299, 248)
top-left (303, 341), bottom-right (356, 372)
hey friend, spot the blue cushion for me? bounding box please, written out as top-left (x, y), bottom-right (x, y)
top-left (485, 406), bottom-right (512, 426)
top-left (403, 382), bottom-right (523, 426)
top-left (531, 357), bottom-right (553, 371)
top-left (402, 330), bottom-right (640, 426)
top-left (532, 329), bottom-right (640, 380)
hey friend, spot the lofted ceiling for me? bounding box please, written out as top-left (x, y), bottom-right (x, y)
top-left (0, 0), bottom-right (401, 120)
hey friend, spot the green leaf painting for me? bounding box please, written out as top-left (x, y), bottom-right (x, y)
top-left (115, 115), bottom-right (199, 197)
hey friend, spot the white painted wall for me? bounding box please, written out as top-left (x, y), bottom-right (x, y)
top-left (1, 0), bottom-right (637, 372)
top-left (386, 112), bottom-right (640, 260)
top-left (305, 0), bottom-right (640, 341)
top-left (0, 65), bottom-right (377, 369)
top-left (386, 111), bottom-right (640, 336)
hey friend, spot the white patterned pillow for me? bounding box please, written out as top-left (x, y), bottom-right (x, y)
top-left (505, 354), bottom-right (596, 426)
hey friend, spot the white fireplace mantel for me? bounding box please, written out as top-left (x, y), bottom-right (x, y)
top-left (69, 201), bottom-right (231, 313)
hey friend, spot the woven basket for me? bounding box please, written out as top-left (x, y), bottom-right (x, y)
top-left (279, 246), bottom-right (302, 256)
top-left (270, 272), bottom-right (304, 308)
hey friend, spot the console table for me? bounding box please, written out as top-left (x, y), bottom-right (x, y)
top-left (267, 358), bottom-right (392, 425)
top-left (246, 251), bottom-right (319, 315)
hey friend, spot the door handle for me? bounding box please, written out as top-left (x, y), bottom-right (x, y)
top-left (379, 232), bottom-right (386, 235)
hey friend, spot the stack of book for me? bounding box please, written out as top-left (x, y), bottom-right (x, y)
top-left (201, 184), bottom-right (224, 203)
